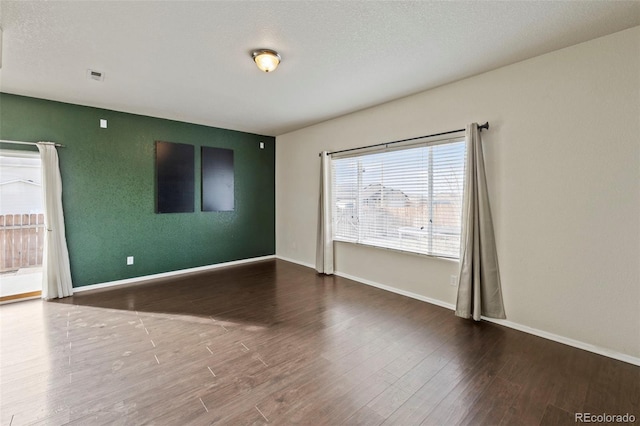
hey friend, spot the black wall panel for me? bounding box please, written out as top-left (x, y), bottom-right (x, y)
top-left (202, 147), bottom-right (234, 212)
top-left (155, 141), bottom-right (195, 213)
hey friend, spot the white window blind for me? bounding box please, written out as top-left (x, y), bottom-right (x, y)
top-left (332, 137), bottom-right (466, 259)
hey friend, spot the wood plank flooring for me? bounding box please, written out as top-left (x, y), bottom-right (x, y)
top-left (1, 259), bottom-right (638, 425)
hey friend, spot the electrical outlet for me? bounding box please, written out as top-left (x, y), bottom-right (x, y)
top-left (100, 119), bottom-right (107, 128)
top-left (450, 275), bottom-right (457, 286)
top-left (127, 256), bottom-right (134, 265)
top-left (259, 142), bottom-right (264, 149)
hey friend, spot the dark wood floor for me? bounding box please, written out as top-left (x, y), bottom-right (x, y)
top-left (1, 259), bottom-right (638, 425)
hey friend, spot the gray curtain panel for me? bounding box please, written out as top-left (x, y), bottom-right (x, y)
top-left (455, 124), bottom-right (506, 320)
top-left (315, 151), bottom-right (334, 275)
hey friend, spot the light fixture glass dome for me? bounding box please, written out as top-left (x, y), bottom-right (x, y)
top-left (252, 49), bottom-right (281, 73)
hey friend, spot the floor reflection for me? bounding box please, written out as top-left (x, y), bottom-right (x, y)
top-left (54, 260), bottom-right (287, 327)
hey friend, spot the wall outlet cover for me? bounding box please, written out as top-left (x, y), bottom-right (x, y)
top-left (127, 256), bottom-right (134, 265)
top-left (88, 69), bottom-right (104, 81)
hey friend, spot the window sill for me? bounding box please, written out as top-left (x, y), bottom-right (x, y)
top-left (333, 238), bottom-right (460, 263)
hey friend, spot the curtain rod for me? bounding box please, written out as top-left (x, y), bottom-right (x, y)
top-left (0, 139), bottom-right (65, 148)
top-left (320, 122), bottom-right (489, 157)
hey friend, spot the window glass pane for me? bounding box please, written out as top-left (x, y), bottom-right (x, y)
top-left (332, 138), bottom-right (465, 259)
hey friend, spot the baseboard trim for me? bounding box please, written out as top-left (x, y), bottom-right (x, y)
top-left (74, 255), bottom-right (276, 293)
top-left (481, 317), bottom-right (640, 366)
top-left (0, 291), bottom-right (42, 304)
top-left (334, 270), bottom-right (457, 311)
top-left (275, 256), bottom-right (640, 366)
top-left (275, 255), bottom-right (315, 270)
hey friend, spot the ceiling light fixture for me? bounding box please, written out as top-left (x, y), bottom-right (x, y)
top-left (251, 49), bottom-right (281, 73)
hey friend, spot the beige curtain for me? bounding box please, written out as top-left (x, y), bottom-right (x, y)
top-left (37, 142), bottom-right (73, 299)
top-left (315, 151), bottom-right (334, 274)
top-left (455, 124), bottom-right (505, 320)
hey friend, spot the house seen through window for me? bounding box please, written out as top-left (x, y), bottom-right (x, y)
top-left (331, 137), bottom-right (466, 259)
top-left (0, 151), bottom-right (44, 299)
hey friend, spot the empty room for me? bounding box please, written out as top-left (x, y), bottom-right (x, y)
top-left (0, 1), bottom-right (638, 425)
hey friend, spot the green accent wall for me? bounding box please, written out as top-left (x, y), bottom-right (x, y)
top-left (0, 93), bottom-right (275, 287)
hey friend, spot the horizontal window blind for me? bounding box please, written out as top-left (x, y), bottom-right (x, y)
top-left (332, 138), bottom-right (466, 259)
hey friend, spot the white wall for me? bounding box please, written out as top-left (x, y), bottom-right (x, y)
top-left (276, 27), bottom-right (640, 361)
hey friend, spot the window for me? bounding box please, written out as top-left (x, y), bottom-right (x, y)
top-left (0, 150), bottom-right (44, 299)
top-left (332, 137), bottom-right (466, 259)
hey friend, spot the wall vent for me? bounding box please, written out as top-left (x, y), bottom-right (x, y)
top-left (87, 69), bottom-right (104, 81)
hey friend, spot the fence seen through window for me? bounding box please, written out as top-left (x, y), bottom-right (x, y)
top-left (332, 138), bottom-right (466, 259)
top-left (0, 153), bottom-right (45, 275)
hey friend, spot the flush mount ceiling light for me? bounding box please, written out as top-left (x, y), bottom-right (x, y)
top-left (251, 49), bottom-right (281, 73)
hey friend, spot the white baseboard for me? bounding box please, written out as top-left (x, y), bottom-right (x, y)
top-left (275, 256), bottom-right (640, 366)
top-left (481, 317), bottom-right (640, 366)
top-left (334, 270), bottom-right (457, 312)
top-left (275, 255), bottom-right (315, 270)
top-left (0, 295), bottom-right (41, 305)
top-left (74, 255), bottom-right (276, 293)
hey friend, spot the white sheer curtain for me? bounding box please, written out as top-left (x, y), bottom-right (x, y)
top-left (315, 151), bottom-right (334, 274)
top-left (455, 124), bottom-right (505, 320)
top-left (37, 142), bottom-right (73, 299)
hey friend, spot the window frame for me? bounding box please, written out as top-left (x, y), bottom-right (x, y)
top-left (331, 134), bottom-right (466, 260)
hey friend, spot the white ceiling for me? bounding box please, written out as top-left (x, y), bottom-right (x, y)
top-left (1, 1), bottom-right (638, 136)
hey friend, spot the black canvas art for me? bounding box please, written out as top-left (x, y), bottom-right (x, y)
top-left (201, 147), bottom-right (234, 212)
top-left (155, 141), bottom-right (195, 213)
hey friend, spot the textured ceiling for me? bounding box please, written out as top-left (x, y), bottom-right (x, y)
top-left (1, 1), bottom-right (639, 136)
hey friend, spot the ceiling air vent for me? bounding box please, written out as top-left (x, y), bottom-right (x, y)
top-left (87, 69), bottom-right (104, 81)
